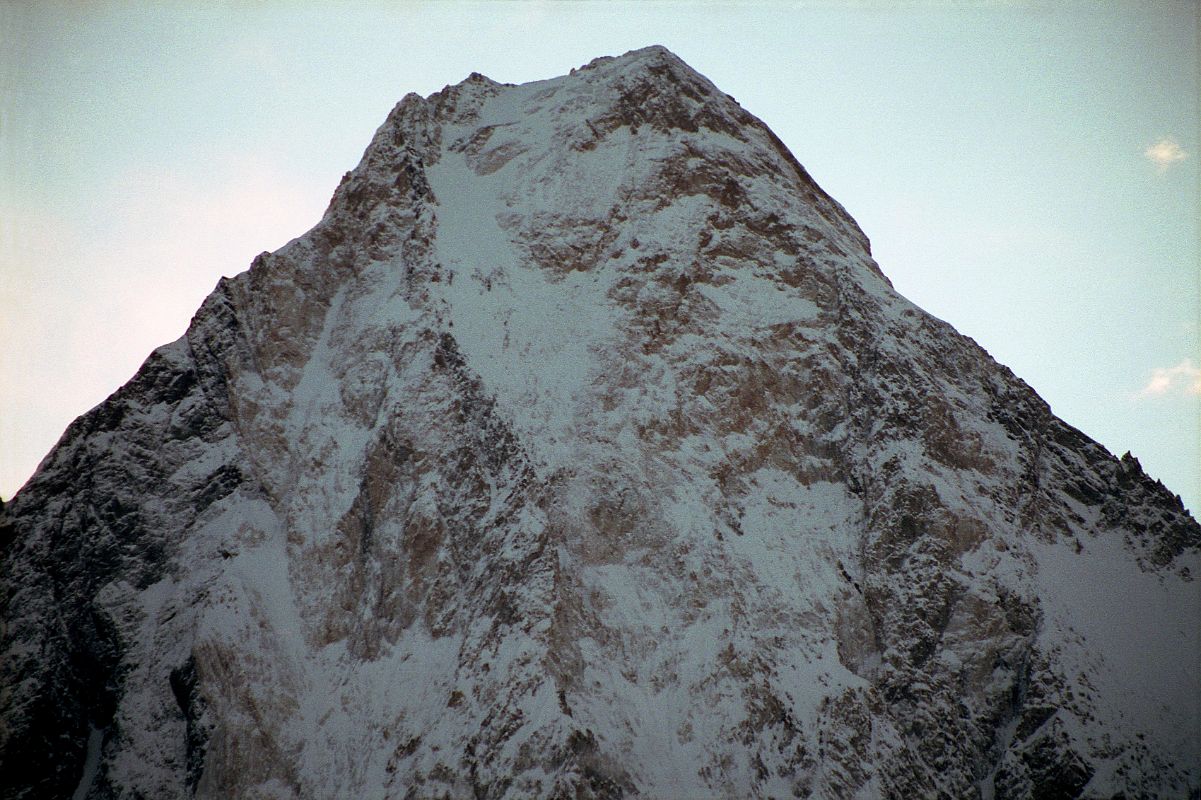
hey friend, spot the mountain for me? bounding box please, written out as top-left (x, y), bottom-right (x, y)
top-left (2, 46), bottom-right (1198, 800)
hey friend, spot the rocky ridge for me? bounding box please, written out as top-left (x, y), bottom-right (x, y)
top-left (2, 46), bottom-right (1198, 799)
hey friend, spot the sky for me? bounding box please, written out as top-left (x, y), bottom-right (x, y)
top-left (2, 1), bottom-right (1198, 513)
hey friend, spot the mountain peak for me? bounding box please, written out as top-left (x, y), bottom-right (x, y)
top-left (3, 48), bottom-right (1198, 800)
top-left (574, 43), bottom-right (697, 79)
top-left (332, 46), bottom-right (873, 281)
top-left (443, 45), bottom-right (690, 95)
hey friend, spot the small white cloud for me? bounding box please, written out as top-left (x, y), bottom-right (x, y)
top-left (1144, 137), bottom-right (1189, 171)
top-left (1140, 360), bottom-right (1201, 397)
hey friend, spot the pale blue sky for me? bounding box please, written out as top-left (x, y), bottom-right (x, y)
top-left (2, 1), bottom-right (1198, 512)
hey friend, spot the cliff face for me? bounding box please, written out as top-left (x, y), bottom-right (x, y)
top-left (2, 46), bottom-right (1197, 799)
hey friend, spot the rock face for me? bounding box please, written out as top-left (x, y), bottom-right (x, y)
top-left (2, 46), bottom-right (1198, 799)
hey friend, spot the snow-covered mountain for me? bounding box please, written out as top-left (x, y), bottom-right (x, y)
top-left (2, 46), bottom-right (1198, 799)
